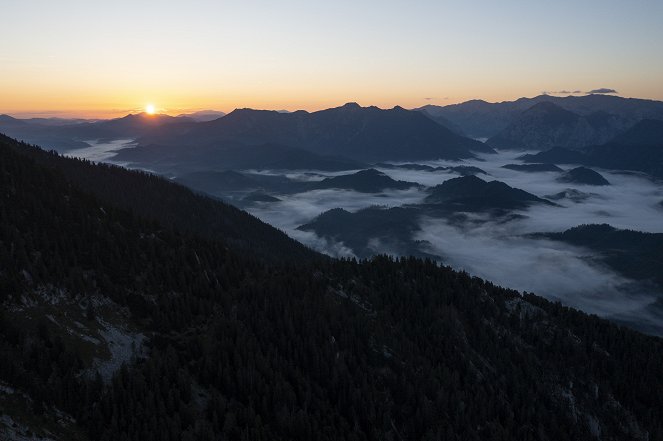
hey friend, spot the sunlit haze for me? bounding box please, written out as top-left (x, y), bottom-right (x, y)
top-left (2, 0), bottom-right (663, 118)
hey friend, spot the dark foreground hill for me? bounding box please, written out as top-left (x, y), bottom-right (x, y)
top-left (1, 134), bottom-right (663, 440)
top-left (2, 134), bottom-right (317, 263)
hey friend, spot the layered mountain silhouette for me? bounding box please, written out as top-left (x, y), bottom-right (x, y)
top-left (308, 169), bottom-right (420, 193)
top-left (502, 163), bottom-right (563, 172)
top-left (115, 141), bottom-right (365, 173)
top-left (176, 109), bottom-right (226, 122)
top-left (177, 168), bottom-right (420, 197)
top-left (424, 175), bottom-right (555, 211)
top-left (417, 94), bottom-right (663, 139)
top-left (537, 224), bottom-right (663, 291)
top-left (487, 102), bottom-right (625, 151)
top-left (558, 167), bottom-right (610, 186)
top-left (520, 119), bottom-right (663, 178)
top-left (127, 103), bottom-right (493, 166)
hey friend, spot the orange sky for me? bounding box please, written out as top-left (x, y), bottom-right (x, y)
top-left (2, 1), bottom-right (662, 119)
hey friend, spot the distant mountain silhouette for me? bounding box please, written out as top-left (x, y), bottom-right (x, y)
top-left (521, 119), bottom-right (663, 178)
top-left (545, 189), bottom-right (595, 203)
top-left (424, 175), bottom-right (555, 211)
top-left (308, 169), bottom-right (420, 193)
top-left (175, 170), bottom-right (307, 198)
top-left (297, 207), bottom-right (436, 260)
top-left (114, 141), bottom-right (365, 174)
top-left (502, 163), bottom-right (563, 173)
top-left (417, 94), bottom-right (663, 139)
top-left (417, 107), bottom-right (467, 135)
top-left (537, 224), bottom-right (663, 291)
top-left (558, 167), bottom-right (610, 186)
top-left (242, 191), bottom-right (281, 203)
top-left (176, 110), bottom-right (226, 122)
top-left (519, 147), bottom-right (587, 164)
top-left (133, 103), bottom-right (493, 165)
top-left (487, 102), bottom-right (624, 151)
top-left (374, 163), bottom-right (487, 176)
top-left (0, 114), bottom-right (90, 149)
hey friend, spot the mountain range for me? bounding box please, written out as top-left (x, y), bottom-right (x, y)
top-left (520, 119), bottom-right (663, 178)
top-left (487, 101), bottom-right (628, 151)
top-left (419, 94), bottom-right (663, 139)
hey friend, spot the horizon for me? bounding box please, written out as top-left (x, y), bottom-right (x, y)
top-left (3, 92), bottom-right (660, 120)
top-left (3, 1), bottom-right (663, 119)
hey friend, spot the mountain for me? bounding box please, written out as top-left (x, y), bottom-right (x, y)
top-left (519, 146), bottom-right (587, 164)
top-left (175, 169), bottom-right (305, 197)
top-left (177, 109), bottom-right (226, 122)
top-left (1, 134), bottom-right (316, 262)
top-left (424, 175), bottom-right (555, 211)
top-left (0, 114), bottom-right (91, 149)
top-left (2, 133), bottom-right (663, 440)
top-left (308, 169), bottom-right (420, 193)
top-left (418, 94), bottom-right (663, 139)
top-left (375, 163), bottom-right (488, 175)
top-left (242, 191), bottom-right (281, 203)
top-left (417, 107), bottom-right (467, 135)
top-left (487, 102), bottom-right (625, 151)
top-left (114, 141), bottom-right (365, 174)
top-left (297, 206), bottom-right (435, 259)
top-left (558, 167), bottom-right (610, 185)
top-left (545, 188), bottom-right (595, 203)
top-left (582, 120), bottom-right (663, 178)
top-left (132, 103), bottom-right (494, 165)
top-left (61, 112), bottom-right (194, 140)
top-left (438, 165), bottom-right (488, 176)
top-left (521, 119), bottom-right (663, 178)
top-left (536, 224), bottom-right (663, 292)
top-left (502, 163), bottom-right (563, 172)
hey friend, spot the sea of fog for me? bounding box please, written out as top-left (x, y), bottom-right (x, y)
top-left (244, 150), bottom-right (663, 333)
top-left (65, 143), bottom-right (663, 333)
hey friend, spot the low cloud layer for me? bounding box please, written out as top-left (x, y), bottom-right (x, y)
top-left (541, 88), bottom-right (618, 95)
top-left (242, 151), bottom-right (663, 332)
top-left (587, 88), bottom-right (618, 94)
top-left (70, 143), bottom-right (663, 333)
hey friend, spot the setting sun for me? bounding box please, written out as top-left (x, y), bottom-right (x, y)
top-left (145, 104), bottom-right (155, 115)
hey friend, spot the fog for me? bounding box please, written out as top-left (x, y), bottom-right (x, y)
top-left (67, 143), bottom-right (663, 332)
top-left (64, 139), bottom-right (136, 163)
top-left (242, 150), bottom-right (663, 333)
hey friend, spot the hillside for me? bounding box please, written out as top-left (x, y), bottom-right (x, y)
top-left (2, 134), bottom-right (318, 263)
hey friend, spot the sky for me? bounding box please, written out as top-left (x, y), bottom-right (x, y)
top-left (2, 0), bottom-right (663, 118)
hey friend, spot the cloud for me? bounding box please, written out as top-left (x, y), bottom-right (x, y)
top-left (587, 88), bottom-right (618, 94)
top-left (542, 90), bottom-right (582, 96)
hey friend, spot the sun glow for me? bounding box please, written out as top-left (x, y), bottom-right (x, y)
top-left (145, 104), bottom-right (156, 115)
